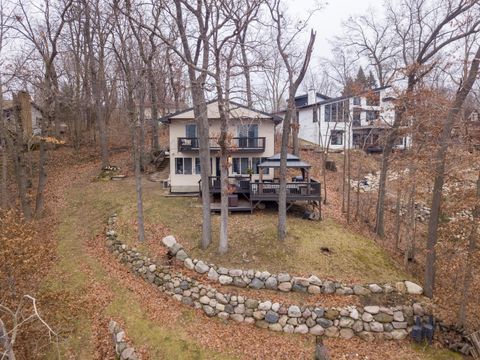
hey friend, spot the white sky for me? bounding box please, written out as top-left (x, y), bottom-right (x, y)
top-left (290, 0), bottom-right (382, 60)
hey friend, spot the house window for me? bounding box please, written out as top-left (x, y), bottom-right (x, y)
top-left (353, 109), bottom-right (361, 122)
top-left (324, 100), bottom-right (349, 122)
top-left (238, 124), bottom-right (258, 148)
top-left (330, 130), bottom-right (343, 145)
top-left (185, 123), bottom-right (197, 138)
top-left (366, 91), bottom-right (380, 106)
top-left (175, 157), bottom-right (192, 174)
top-left (353, 97), bottom-right (361, 106)
top-left (252, 157), bottom-right (270, 175)
top-left (232, 157), bottom-right (249, 174)
top-left (366, 110), bottom-right (380, 121)
top-left (313, 107), bottom-right (318, 123)
top-left (194, 158), bottom-right (201, 174)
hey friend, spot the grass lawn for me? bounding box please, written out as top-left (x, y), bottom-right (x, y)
top-left (108, 177), bottom-right (410, 284)
top-left (40, 174), bottom-right (237, 359)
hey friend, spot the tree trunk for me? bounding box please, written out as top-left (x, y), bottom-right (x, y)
top-left (191, 82), bottom-right (212, 249)
top-left (346, 149), bottom-right (351, 223)
top-left (278, 104), bottom-right (291, 240)
top-left (34, 137), bottom-right (47, 218)
top-left (292, 112), bottom-right (299, 156)
top-left (322, 151), bottom-right (328, 205)
top-left (394, 186), bottom-right (402, 249)
top-left (12, 100), bottom-right (31, 220)
top-left (0, 83), bottom-right (8, 209)
top-left (133, 125), bottom-right (145, 242)
top-left (240, 40), bottom-right (252, 107)
top-left (457, 171), bottom-right (479, 327)
top-left (219, 152), bottom-right (228, 254)
top-left (424, 46), bottom-right (480, 298)
top-left (147, 60), bottom-right (160, 152)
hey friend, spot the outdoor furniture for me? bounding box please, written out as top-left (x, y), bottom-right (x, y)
top-left (228, 194), bottom-right (239, 207)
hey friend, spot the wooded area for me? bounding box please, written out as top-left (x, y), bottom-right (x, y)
top-left (0, 0), bottom-right (479, 358)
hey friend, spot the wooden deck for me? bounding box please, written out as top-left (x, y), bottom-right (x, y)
top-left (210, 199), bottom-right (252, 213)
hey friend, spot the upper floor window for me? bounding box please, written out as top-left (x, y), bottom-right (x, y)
top-left (185, 123), bottom-right (197, 138)
top-left (324, 100), bottom-right (349, 122)
top-left (353, 97), bottom-right (361, 106)
top-left (237, 124), bottom-right (258, 138)
top-left (366, 110), bottom-right (380, 121)
top-left (313, 107), bottom-right (318, 123)
top-left (366, 91), bottom-right (380, 106)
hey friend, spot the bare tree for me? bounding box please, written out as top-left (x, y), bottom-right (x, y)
top-left (375, 0), bottom-right (480, 237)
top-left (268, 0), bottom-right (316, 240)
top-left (424, 44), bottom-right (480, 298)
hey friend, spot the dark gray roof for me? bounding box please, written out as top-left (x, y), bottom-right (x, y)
top-left (258, 153), bottom-right (311, 168)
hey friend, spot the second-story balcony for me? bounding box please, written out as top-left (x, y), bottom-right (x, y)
top-left (178, 137), bottom-right (266, 153)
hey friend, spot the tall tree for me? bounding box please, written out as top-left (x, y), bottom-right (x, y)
top-left (424, 44), bottom-right (480, 298)
top-left (268, 0), bottom-right (316, 240)
top-left (374, 0), bottom-right (480, 237)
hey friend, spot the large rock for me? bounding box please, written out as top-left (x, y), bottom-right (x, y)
top-left (249, 278), bottom-right (265, 289)
top-left (362, 312), bottom-right (373, 322)
top-left (364, 306), bottom-right (380, 314)
top-left (404, 281), bottom-right (423, 295)
top-left (184, 258), bottom-right (194, 270)
top-left (309, 325), bottom-right (325, 335)
top-left (162, 235), bottom-right (176, 248)
top-left (229, 269), bottom-right (243, 277)
top-left (339, 317), bottom-right (355, 328)
top-left (176, 250), bottom-right (188, 261)
top-left (258, 301), bottom-right (272, 311)
top-left (391, 329), bottom-right (408, 340)
top-left (370, 321), bottom-right (384, 332)
top-left (265, 277), bottom-right (278, 289)
top-left (294, 324), bottom-right (309, 334)
top-left (288, 305), bottom-right (302, 318)
top-left (277, 273), bottom-right (291, 282)
top-left (194, 261), bottom-right (209, 274)
top-left (340, 328), bottom-right (354, 339)
top-left (245, 299), bottom-right (259, 309)
top-left (265, 311), bottom-right (279, 324)
top-left (358, 331), bottom-right (375, 341)
top-left (353, 285), bottom-right (370, 295)
top-left (369, 284), bottom-right (383, 293)
top-left (325, 326), bottom-right (339, 337)
top-left (374, 313), bottom-right (394, 323)
top-left (278, 282), bottom-right (292, 292)
top-left (324, 309), bottom-right (339, 320)
top-left (219, 275), bottom-right (233, 285)
top-left (322, 281), bottom-right (335, 294)
top-left (207, 267), bottom-right (219, 281)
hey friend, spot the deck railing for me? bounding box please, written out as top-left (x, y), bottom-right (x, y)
top-left (250, 180), bottom-right (321, 200)
top-left (178, 137), bottom-right (266, 152)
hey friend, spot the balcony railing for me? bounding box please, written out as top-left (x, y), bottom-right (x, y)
top-left (178, 137), bottom-right (265, 152)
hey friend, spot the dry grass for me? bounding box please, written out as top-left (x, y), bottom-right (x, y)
top-left (104, 177), bottom-right (411, 284)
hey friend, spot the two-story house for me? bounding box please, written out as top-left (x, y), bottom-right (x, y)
top-left (288, 86), bottom-right (410, 152)
top-left (163, 100), bottom-right (282, 193)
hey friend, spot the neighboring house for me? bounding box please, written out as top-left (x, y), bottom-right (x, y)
top-left (283, 86), bottom-right (411, 152)
top-left (3, 91), bottom-right (43, 136)
top-left (163, 100), bottom-right (281, 193)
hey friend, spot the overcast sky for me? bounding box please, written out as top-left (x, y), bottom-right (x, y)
top-left (290, 0), bottom-right (382, 61)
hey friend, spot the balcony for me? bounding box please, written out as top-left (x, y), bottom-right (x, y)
top-left (178, 137), bottom-right (266, 153)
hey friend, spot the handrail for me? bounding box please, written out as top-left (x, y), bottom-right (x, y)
top-left (178, 137), bottom-right (266, 152)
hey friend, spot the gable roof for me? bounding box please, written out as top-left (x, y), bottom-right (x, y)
top-left (162, 99), bottom-right (282, 124)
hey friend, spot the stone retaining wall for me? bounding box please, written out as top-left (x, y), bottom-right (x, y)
top-left (105, 213), bottom-right (431, 341)
top-left (108, 320), bottom-right (138, 360)
top-left (160, 235), bottom-right (424, 296)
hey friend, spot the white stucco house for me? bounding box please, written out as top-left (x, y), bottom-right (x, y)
top-left (3, 91), bottom-right (43, 136)
top-left (162, 100), bottom-right (282, 193)
top-left (282, 86), bottom-right (411, 152)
